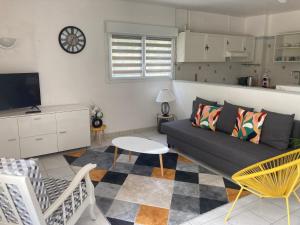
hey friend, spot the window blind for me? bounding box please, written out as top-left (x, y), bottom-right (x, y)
top-left (111, 34), bottom-right (143, 78)
top-left (145, 37), bottom-right (173, 77)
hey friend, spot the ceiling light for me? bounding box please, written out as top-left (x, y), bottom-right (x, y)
top-left (278, 0), bottom-right (287, 3)
top-left (0, 37), bottom-right (16, 49)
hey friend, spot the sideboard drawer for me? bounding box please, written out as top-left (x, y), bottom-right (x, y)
top-left (18, 114), bottom-right (57, 137)
top-left (20, 134), bottom-right (58, 158)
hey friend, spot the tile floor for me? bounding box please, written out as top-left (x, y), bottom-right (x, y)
top-left (37, 128), bottom-right (300, 225)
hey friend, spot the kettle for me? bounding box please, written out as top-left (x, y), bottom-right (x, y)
top-left (247, 76), bottom-right (253, 86)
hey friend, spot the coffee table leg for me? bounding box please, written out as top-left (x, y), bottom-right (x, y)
top-left (113, 147), bottom-right (118, 168)
top-left (129, 151), bottom-right (132, 162)
top-left (159, 154), bottom-right (164, 177)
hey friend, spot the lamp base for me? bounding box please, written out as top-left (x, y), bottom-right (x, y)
top-left (161, 102), bottom-right (170, 117)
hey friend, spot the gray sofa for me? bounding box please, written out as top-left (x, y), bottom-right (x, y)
top-left (162, 119), bottom-right (300, 177)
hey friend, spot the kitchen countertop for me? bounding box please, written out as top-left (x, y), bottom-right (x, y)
top-left (276, 85), bottom-right (300, 93)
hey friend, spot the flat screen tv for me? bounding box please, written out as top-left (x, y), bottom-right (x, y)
top-left (0, 73), bottom-right (41, 111)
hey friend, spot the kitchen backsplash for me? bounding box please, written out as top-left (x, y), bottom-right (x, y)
top-left (175, 37), bottom-right (300, 87)
top-left (175, 62), bottom-right (243, 84)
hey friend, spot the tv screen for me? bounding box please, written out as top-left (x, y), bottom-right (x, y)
top-left (0, 73), bottom-right (41, 111)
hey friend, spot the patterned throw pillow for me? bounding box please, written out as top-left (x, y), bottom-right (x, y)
top-left (193, 104), bottom-right (223, 131)
top-left (232, 108), bottom-right (268, 144)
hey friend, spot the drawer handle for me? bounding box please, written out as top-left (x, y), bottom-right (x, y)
top-left (59, 131), bottom-right (67, 134)
top-left (36, 138), bottom-right (43, 141)
top-left (8, 138), bottom-right (17, 142)
top-left (33, 117), bottom-right (42, 121)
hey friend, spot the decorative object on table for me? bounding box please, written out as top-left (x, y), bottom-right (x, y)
top-left (59, 26), bottom-right (86, 54)
top-left (225, 149), bottom-right (300, 225)
top-left (90, 104), bottom-right (104, 128)
top-left (156, 89), bottom-right (176, 116)
top-left (91, 124), bottom-right (107, 144)
top-left (0, 37), bottom-right (16, 49)
top-left (157, 113), bottom-right (175, 134)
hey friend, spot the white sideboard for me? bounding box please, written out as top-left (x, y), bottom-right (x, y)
top-left (0, 104), bottom-right (91, 159)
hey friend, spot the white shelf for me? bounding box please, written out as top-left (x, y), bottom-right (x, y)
top-left (276, 47), bottom-right (300, 50)
top-left (274, 60), bottom-right (300, 63)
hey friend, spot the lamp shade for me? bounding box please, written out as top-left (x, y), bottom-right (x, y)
top-left (156, 89), bottom-right (176, 103)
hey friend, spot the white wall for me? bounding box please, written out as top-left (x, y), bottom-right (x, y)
top-left (175, 9), bottom-right (245, 34)
top-left (245, 10), bottom-right (300, 37)
top-left (173, 80), bottom-right (300, 120)
top-left (0, 0), bottom-right (175, 133)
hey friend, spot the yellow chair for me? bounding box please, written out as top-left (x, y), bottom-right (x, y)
top-left (225, 148), bottom-right (300, 225)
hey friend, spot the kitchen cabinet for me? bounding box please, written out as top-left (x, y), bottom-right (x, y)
top-left (204, 34), bottom-right (226, 62)
top-left (177, 31), bottom-right (205, 62)
top-left (225, 35), bottom-right (245, 52)
top-left (176, 31), bottom-right (255, 63)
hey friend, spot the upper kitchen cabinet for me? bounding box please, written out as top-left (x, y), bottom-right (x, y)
top-left (274, 32), bottom-right (300, 63)
top-left (243, 36), bottom-right (255, 62)
top-left (204, 34), bottom-right (226, 62)
top-left (225, 35), bottom-right (245, 52)
top-left (177, 31), bottom-right (206, 62)
top-left (177, 31), bottom-right (254, 63)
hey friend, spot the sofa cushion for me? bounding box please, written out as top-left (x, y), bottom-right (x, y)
top-left (162, 119), bottom-right (285, 172)
top-left (190, 97), bottom-right (218, 122)
top-left (232, 108), bottom-right (268, 144)
top-left (193, 105), bottom-right (223, 131)
top-left (260, 110), bottom-right (295, 150)
top-left (216, 101), bottom-right (254, 134)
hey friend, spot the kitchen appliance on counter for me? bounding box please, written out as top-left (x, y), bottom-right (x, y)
top-left (262, 73), bottom-right (271, 88)
top-left (238, 76), bottom-right (254, 86)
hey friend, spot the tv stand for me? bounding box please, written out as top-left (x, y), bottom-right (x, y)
top-left (25, 105), bottom-right (41, 114)
top-left (0, 104), bottom-right (91, 159)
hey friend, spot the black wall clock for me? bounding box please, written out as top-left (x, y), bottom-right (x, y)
top-left (59, 26), bottom-right (86, 54)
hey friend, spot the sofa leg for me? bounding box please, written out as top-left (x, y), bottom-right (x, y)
top-left (89, 203), bottom-right (97, 221)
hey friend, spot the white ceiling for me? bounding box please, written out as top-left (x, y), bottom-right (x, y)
top-left (121, 0), bottom-right (300, 16)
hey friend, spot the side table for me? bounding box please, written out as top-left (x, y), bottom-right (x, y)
top-left (91, 125), bottom-right (107, 144)
top-left (157, 114), bottom-right (175, 134)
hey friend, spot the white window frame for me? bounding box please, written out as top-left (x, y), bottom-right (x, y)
top-left (108, 33), bottom-right (176, 81)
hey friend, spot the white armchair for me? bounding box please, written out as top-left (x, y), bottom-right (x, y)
top-left (0, 158), bottom-right (97, 225)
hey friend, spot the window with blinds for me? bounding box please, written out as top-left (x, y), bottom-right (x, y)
top-left (111, 35), bottom-right (143, 78)
top-left (145, 37), bottom-right (173, 77)
top-left (109, 34), bottom-right (174, 79)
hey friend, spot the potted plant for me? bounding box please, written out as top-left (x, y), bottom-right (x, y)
top-left (90, 105), bottom-right (104, 128)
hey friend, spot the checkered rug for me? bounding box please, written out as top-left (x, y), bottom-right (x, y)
top-left (63, 146), bottom-right (250, 225)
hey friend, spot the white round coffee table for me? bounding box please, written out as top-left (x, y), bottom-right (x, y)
top-left (112, 136), bottom-right (169, 176)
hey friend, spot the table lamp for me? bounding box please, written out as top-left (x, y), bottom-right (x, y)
top-left (156, 89), bottom-right (176, 117)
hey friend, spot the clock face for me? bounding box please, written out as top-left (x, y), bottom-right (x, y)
top-left (59, 26), bottom-right (86, 54)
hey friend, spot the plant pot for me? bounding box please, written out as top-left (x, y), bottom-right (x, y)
top-left (92, 118), bottom-right (103, 128)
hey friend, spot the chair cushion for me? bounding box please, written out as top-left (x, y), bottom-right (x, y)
top-left (190, 97), bottom-right (218, 122)
top-left (216, 101), bottom-right (254, 134)
top-left (232, 108), bottom-right (268, 144)
top-left (260, 109), bottom-right (295, 150)
top-left (162, 119), bottom-right (286, 173)
top-left (44, 177), bottom-right (88, 225)
top-left (0, 158), bottom-right (50, 225)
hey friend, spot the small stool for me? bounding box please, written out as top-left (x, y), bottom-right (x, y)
top-left (91, 125), bottom-right (107, 144)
